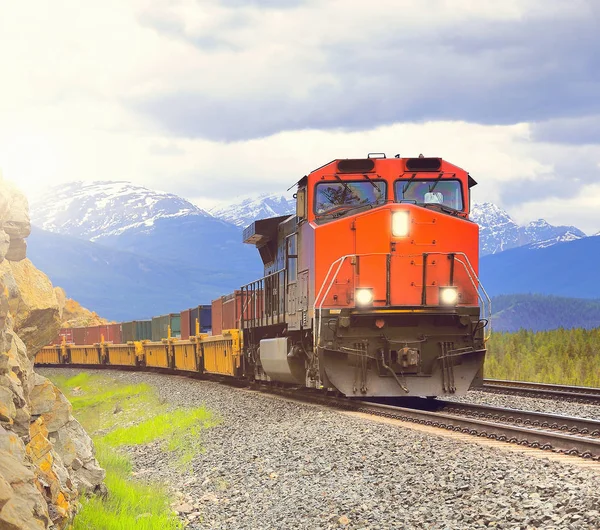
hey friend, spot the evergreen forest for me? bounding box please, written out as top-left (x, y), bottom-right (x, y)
top-left (485, 327), bottom-right (600, 387)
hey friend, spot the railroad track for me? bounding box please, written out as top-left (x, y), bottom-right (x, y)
top-left (358, 400), bottom-right (600, 460)
top-left (40, 366), bottom-right (600, 461)
top-left (259, 387), bottom-right (600, 461)
top-left (482, 379), bottom-right (600, 404)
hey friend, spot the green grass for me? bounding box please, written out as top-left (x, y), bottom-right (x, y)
top-left (72, 442), bottom-right (183, 530)
top-left (50, 372), bottom-right (216, 530)
top-left (103, 407), bottom-right (214, 468)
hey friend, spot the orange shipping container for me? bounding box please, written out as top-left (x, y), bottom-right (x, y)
top-left (221, 292), bottom-right (240, 331)
top-left (211, 297), bottom-right (224, 335)
top-left (180, 309), bottom-right (191, 340)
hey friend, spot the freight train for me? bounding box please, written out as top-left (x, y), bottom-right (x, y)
top-left (37, 154), bottom-right (490, 397)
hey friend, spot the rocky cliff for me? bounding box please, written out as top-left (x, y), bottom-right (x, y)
top-left (54, 290), bottom-right (108, 328)
top-left (0, 178), bottom-right (104, 529)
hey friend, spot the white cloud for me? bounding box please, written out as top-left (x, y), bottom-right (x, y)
top-left (511, 182), bottom-right (600, 235)
top-left (0, 0), bottom-right (598, 235)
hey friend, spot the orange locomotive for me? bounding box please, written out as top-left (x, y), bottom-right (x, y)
top-left (240, 154), bottom-right (490, 397)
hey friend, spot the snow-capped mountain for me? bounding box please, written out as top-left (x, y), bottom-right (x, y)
top-left (30, 181), bottom-right (588, 266)
top-left (471, 203), bottom-right (520, 255)
top-left (210, 194), bottom-right (295, 228)
top-left (471, 203), bottom-right (586, 256)
top-left (29, 181), bottom-right (263, 294)
top-left (30, 181), bottom-right (212, 241)
top-left (481, 235), bottom-right (600, 300)
top-left (526, 230), bottom-right (584, 250)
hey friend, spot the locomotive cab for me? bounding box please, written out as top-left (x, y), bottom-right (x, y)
top-left (242, 155), bottom-right (490, 397)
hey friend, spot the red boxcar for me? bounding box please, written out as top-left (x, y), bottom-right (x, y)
top-left (51, 328), bottom-right (74, 345)
top-left (85, 326), bottom-right (102, 344)
top-left (101, 323), bottom-right (122, 344)
top-left (73, 327), bottom-right (87, 345)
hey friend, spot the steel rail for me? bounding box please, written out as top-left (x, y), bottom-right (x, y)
top-left (257, 385), bottom-right (600, 460)
top-left (482, 379), bottom-right (600, 404)
top-left (423, 399), bottom-right (600, 437)
top-left (351, 400), bottom-right (600, 460)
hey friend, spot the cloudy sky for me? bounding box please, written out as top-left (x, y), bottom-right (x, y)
top-left (1, 0), bottom-right (599, 233)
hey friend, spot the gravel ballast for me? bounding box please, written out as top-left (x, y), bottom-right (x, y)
top-left (40, 369), bottom-right (600, 529)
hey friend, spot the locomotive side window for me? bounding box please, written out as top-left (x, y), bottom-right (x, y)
top-left (314, 181), bottom-right (387, 215)
top-left (287, 234), bottom-right (298, 283)
top-left (395, 179), bottom-right (464, 211)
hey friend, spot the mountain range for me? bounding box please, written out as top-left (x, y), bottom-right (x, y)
top-left (26, 180), bottom-right (600, 329)
top-left (480, 234), bottom-right (600, 299)
top-left (28, 182), bottom-right (264, 320)
top-left (31, 181), bottom-right (212, 240)
top-left (27, 226), bottom-right (245, 320)
top-left (470, 203), bottom-right (586, 255)
top-left (491, 294), bottom-right (600, 333)
top-left (210, 194), bottom-right (296, 228)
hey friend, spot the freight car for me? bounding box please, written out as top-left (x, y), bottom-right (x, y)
top-left (37, 154), bottom-right (490, 398)
top-left (38, 331), bottom-right (242, 379)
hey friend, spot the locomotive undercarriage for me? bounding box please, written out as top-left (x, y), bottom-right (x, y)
top-left (244, 306), bottom-right (486, 398)
top-left (318, 306), bottom-right (486, 397)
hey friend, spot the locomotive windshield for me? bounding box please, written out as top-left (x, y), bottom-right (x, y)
top-left (395, 179), bottom-right (463, 211)
top-left (315, 180), bottom-right (387, 215)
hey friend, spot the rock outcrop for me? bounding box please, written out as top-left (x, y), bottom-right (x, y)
top-left (54, 290), bottom-right (108, 328)
top-left (0, 177), bottom-right (104, 529)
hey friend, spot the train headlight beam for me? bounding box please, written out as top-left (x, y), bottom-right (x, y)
top-left (355, 288), bottom-right (374, 307)
top-left (392, 211), bottom-right (410, 237)
top-left (439, 286), bottom-right (459, 306)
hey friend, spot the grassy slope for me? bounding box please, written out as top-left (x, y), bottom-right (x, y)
top-left (50, 373), bottom-right (217, 530)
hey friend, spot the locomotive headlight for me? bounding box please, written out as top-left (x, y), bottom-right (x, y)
top-left (392, 211), bottom-right (410, 237)
top-left (439, 286), bottom-right (459, 306)
top-left (355, 288), bottom-right (374, 306)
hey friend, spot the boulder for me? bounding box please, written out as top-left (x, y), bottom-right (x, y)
top-left (1, 180), bottom-right (31, 242)
top-left (6, 239), bottom-right (27, 262)
top-left (54, 288), bottom-right (66, 322)
top-left (48, 418), bottom-right (105, 493)
top-left (30, 374), bottom-right (105, 494)
top-left (2, 259), bottom-right (61, 358)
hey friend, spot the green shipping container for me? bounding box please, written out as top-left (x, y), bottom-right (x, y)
top-left (122, 320), bottom-right (152, 342)
top-left (170, 314), bottom-right (181, 337)
top-left (151, 314), bottom-right (181, 341)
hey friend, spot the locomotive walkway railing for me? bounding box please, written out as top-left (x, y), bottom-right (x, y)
top-left (313, 251), bottom-right (492, 351)
top-left (240, 268), bottom-right (286, 329)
